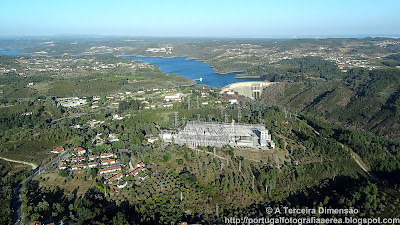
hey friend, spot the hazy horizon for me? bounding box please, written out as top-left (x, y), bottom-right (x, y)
top-left (2, 0), bottom-right (400, 38)
top-left (1, 33), bottom-right (399, 39)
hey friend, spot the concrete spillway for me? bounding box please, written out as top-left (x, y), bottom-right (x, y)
top-left (222, 81), bottom-right (275, 100)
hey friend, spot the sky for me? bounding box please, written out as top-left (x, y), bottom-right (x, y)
top-left (1, 0), bottom-right (400, 37)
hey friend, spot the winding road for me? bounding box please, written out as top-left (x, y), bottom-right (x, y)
top-left (11, 151), bottom-right (70, 225)
top-left (0, 157), bottom-right (38, 170)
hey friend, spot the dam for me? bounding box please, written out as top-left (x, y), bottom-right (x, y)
top-left (222, 81), bottom-right (274, 100)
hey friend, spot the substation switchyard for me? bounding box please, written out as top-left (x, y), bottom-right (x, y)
top-left (161, 121), bottom-right (275, 150)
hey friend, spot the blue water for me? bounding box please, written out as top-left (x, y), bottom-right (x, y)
top-left (122, 56), bottom-right (264, 88)
top-left (0, 48), bottom-right (31, 56)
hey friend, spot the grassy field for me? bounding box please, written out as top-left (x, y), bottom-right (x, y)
top-left (0, 104), bottom-right (26, 116)
top-left (234, 148), bottom-right (280, 164)
top-left (35, 172), bottom-right (94, 197)
top-left (2, 85), bottom-right (37, 98)
top-left (0, 139), bottom-right (62, 166)
top-left (104, 75), bottom-right (146, 81)
top-left (47, 80), bottom-right (121, 97)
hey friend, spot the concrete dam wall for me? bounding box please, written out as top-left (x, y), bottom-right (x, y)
top-left (222, 81), bottom-right (275, 100)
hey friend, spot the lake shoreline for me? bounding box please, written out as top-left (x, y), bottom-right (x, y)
top-left (120, 54), bottom-right (246, 75)
top-left (235, 75), bottom-right (263, 78)
top-left (125, 56), bottom-right (264, 88)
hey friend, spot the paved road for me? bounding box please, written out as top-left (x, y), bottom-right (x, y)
top-left (12, 151), bottom-right (70, 225)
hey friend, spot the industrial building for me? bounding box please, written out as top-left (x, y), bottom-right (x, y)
top-left (57, 97), bottom-right (87, 108)
top-left (162, 121), bottom-right (275, 149)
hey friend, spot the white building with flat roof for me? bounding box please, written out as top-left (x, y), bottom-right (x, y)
top-left (164, 93), bottom-right (183, 102)
top-left (57, 97), bottom-right (87, 108)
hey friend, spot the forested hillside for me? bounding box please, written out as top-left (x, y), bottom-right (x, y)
top-left (261, 68), bottom-right (400, 141)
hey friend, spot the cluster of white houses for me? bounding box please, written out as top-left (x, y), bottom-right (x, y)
top-left (102, 161), bottom-right (146, 192)
top-left (57, 146), bottom-right (147, 192)
top-left (58, 147), bottom-right (116, 171)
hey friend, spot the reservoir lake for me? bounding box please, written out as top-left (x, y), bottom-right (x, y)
top-left (0, 49), bottom-right (265, 88)
top-left (123, 56), bottom-right (264, 88)
top-left (0, 48), bottom-right (31, 56)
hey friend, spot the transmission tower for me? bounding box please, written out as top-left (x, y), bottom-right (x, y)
top-left (187, 96), bottom-right (191, 109)
top-left (196, 96), bottom-right (199, 109)
top-left (276, 156), bottom-right (279, 168)
top-left (237, 104), bottom-right (242, 122)
top-left (284, 106), bottom-right (289, 118)
top-left (224, 114), bottom-right (229, 123)
top-left (174, 112), bottom-right (178, 127)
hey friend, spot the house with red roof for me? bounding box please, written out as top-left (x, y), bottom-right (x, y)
top-left (74, 147), bottom-right (86, 155)
top-left (88, 161), bottom-right (99, 168)
top-left (101, 159), bottom-right (116, 166)
top-left (71, 164), bottom-right (87, 170)
top-left (71, 156), bottom-right (86, 163)
top-left (99, 166), bottom-right (121, 174)
top-left (127, 167), bottom-right (144, 177)
top-left (59, 162), bottom-right (67, 170)
top-left (51, 146), bottom-right (64, 154)
top-left (100, 152), bottom-right (114, 159)
top-left (104, 173), bottom-right (123, 184)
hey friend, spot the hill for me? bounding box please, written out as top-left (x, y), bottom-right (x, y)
top-left (261, 68), bottom-right (400, 141)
